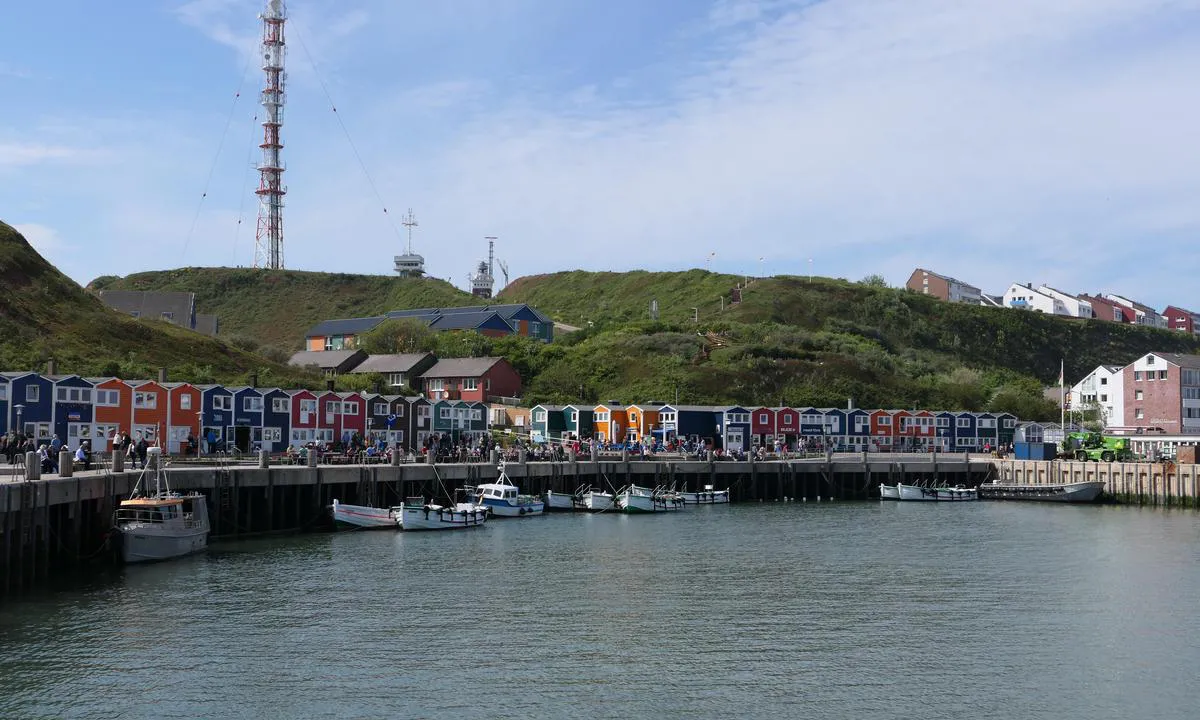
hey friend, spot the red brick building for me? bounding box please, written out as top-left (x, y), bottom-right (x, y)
top-left (1078, 294), bottom-right (1134, 323)
top-left (1123, 352), bottom-right (1200, 433)
top-left (1162, 306), bottom-right (1200, 335)
top-left (421, 357), bottom-right (522, 402)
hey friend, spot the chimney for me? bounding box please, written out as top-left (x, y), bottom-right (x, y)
top-left (249, 372), bottom-right (258, 388)
top-left (326, 379), bottom-right (335, 392)
top-left (847, 397), bottom-right (855, 410)
top-left (158, 368), bottom-right (168, 384)
top-left (46, 358), bottom-right (57, 376)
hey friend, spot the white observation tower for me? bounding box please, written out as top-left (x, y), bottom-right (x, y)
top-left (254, 0), bottom-right (287, 270)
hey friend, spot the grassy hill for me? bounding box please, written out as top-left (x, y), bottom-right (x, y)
top-left (79, 263), bottom-right (1200, 420)
top-left (89, 267), bottom-right (477, 351)
top-left (0, 221), bottom-right (318, 387)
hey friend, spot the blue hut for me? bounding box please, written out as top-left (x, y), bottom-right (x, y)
top-left (952, 412), bottom-right (978, 450)
top-left (658, 405), bottom-right (720, 445)
top-left (199, 385), bottom-right (233, 452)
top-left (976, 412), bottom-right (999, 450)
top-left (844, 408), bottom-right (871, 451)
top-left (996, 412), bottom-right (1018, 445)
top-left (531, 404), bottom-right (565, 441)
top-left (4, 372), bottom-right (54, 443)
top-left (821, 408), bottom-right (847, 450)
top-left (261, 388), bottom-right (291, 452)
top-left (722, 406), bottom-right (752, 453)
top-left (51, 375), bottom-right (96, 450)
top-left (934, 411), bottom-right (956, 451)
top-left (563, 405), bottom-right (594, 441)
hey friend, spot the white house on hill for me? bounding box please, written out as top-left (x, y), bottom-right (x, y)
top-left (1038, 286), bottom-right (1093, 318)
top-left (1067, 365), bottom-right (1124, 428)
top-left (1003, 283), bottom-right (1067, 315)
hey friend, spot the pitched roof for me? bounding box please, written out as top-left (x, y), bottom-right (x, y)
top-left (421, 357), bottom-right (505, 378)
top-left (913, 268), bottom-right (980, 290)
top-left (1151, 352), bottom-right (1200, 369)
top-left (305, 316), bottom-right (387, 338)
top-left (288, 349), bottom-right (365, 370)
top-left (349, 353), bottom-right (433, 374)
top-left (429, 310), bottom-right (512, 331)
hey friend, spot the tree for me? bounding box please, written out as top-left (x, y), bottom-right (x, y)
top-left (859, 274), bottom-right (889, 288)
top-left (358, 318), bottom-right (434, 355)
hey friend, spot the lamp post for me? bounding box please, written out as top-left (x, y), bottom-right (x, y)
top-left (197, 410), bottom-right (204, 457)
top-left (14, 404), bottom-right (25, 438)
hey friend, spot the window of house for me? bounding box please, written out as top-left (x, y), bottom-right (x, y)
top-left (213, 395), bottom-right (231, 411)
top-left (374, 402), bottom-right (388, 416)
top-left (299, 399), bottom-right (317, 414)
top-left (243, 396), bottom-right (263, 412)
top-left (1135, 390), bottom-right (1144, 400)
top-left (1100, 377), bottom-right (1107, 385)
top-left (1100, 394), bottom-right (1107, 402)
top-left (428, 379), bottom-right (445, 393)
top-left (463, 378), bottom-right (478, 391)
top-left (1003, 419), bottom-right (1015, 428)
top-left (0, 385), bottom-right (6, 402)
top-left (534, 410), bottom-right (547, 422)
top-left (1134, 371), bottom-right (1142, 381)
top-left (134, 392), bottom-right (157, 409)
top-left (530, 321), bottom-right (541, 336)
top-left (758, 413), bottom-right (769, 424)
top-left (324, 335), bottom-right (346, 351)
top-left (1159, 370), bottom-right (1168, 380)
top-left (596, 412), bottom-right (610, 423)
top-left (471, 409), bottom-right (482, 421)
top-left (878, 416), bottom-right (891, 426)
top-left (630, 413), bottom-right (639, 424)
top-left (272, 397), bottom-right (290, 414)
top-left (439, 407), bottom-right (451, 419)
top-left (25, 385), bottom-right (39, 402)
top-left (95, 389), bottom-right (118, 406)
top-left (1148, 356), bottom-right (1155, 365)
top-left (936, 417), bottom-right (949, 427)
top-left (957, 418), bottom-right (970, 427)
top-left (263, 428), bottom-right (282, 443)
top-left (178, 394), bottom-right (191, 410)
top-left (854, 417), bottom-right (868, 431)
top-left (1135, 408), bottom-right (1144, 419)
top-left (343, 402), bottom-right (358, 415)
top-left (388, 373), bottom-right (404, 387)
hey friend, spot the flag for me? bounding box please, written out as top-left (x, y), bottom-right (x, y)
top-left (1058, 360), bottom-right (1064, 387)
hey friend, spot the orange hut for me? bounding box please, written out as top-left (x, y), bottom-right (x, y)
top-left (592, 403), bottom-right (629, 444)
top-left (165, 382), bottom-right (202, 455)
top-left (131, 380), bottom-right (170, 447)
top-left (91, 377), bottom-right (133, 452)
top-left (625, 404), bottom-right (661, 444)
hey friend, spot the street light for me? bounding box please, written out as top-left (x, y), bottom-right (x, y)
top-left (15, 404), bottom-right (24, 438)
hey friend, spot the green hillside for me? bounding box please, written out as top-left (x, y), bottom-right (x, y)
top-left (79, 262), bottom-right (1200, 420)
top-left (89, 267), bottom-right (477, 351)
top-left (0, 221), bottom-right (318, 387)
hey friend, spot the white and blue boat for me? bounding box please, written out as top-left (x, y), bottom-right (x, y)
top-left (471, 464), bottom-right (545, 517)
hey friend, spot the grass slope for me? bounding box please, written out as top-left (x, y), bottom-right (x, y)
top-left (89, 267), bottom-right (477, 350)
top-left (0, 220), bottom-right (317, 386)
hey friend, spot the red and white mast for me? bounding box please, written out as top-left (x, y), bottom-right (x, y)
top-left (254, 0), bottom-right (287, 269)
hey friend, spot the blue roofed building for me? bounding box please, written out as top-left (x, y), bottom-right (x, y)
top-left (302, 303), bottom-right (554, 352)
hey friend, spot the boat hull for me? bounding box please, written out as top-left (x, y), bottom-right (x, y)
top-left (118, 527), bottom-right (208, 564)
top-left (879, 484), bottom-right (900, 500)
top-left (897, 484), bottom-right (978, 501)
top-left (400, 503), bottom-right (488, 531)
top-left (542, 491), bottom-right (579, 511)
top-left (482, 498), bottom-right (545, 516)
top-left (331, 500), bottom-right (400, 529)
top-left (678, 490), bottom-right (730, 504)
top-left (582, 492), bottom-right (614, 511)
top-left (977, 481), bottom-right (1105, 503)
top-left (617, 492), bottom-right (657, 513)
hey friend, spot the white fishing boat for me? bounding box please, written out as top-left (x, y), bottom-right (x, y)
top-left (112, 447), bottom-right (210, 563)
top-left (399, 496), bottom-right (488, 531)
top-left (879, 484), bottom-right (900, 500)
top-left (472, 464), bottom-right (545, 517)
top-left (330, 499), bottom-right (401, 530)
top-left (616, 485), bottom-right (684, 513)
top-left (542, 488), bottom-right (583, 511)
top-left (977, 480), bottom-right (1105, 503)
top-left (677, 485), bottom-right (731, 504)
top-left (897, 483), bottom-right (978, 502)
top-left (581, 488), bottom-right (615, 512)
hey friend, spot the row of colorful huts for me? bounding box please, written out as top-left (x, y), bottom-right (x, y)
top-left (532, 403), bottom-right (1020, 451)
top-left (0, 372), bottom-right (488, 454)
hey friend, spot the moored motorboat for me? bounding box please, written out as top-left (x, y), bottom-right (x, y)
top-left (977, 480), bottom-right (1105, 503)
top-left (330, 499), bottom-right (401, 530)
top-left (896, 483), bottom-right (978, 501)
top-left (677, 485), bottom-right (731, 504)
top-left (472, 464), bottom-right (545, 517)
top-left (581, 488), bottom-right (615, 511)
top-left (616, 484), bottom-right (657, 513)
top-left (112, 447), bottom-right (210, 564)
top-left (399, 496), bottom-right (488, 531)
top-left (543, 488), bottom-right (585, 511)
top-left (879, 484), bottom-right (899, 500)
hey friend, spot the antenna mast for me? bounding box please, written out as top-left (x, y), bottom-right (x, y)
top-left (402, 209), bottom-right (418, 253)
top-left (254, 0), bottom-right (287, 270)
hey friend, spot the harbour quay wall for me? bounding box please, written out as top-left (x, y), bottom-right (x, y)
top-left (1, 453), bottom-right (992, 596)
top-left (993, 459), bottom-right (1200, 507)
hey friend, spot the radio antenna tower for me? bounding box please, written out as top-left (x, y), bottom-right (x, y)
top-left (254, 0), bottom-right (287, 270)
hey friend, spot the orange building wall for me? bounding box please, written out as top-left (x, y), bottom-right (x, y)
top-left (132, 382), bottom-right (170, 443)
top-left (308, 337), bottom-right (324, 351)
top-left (169, 386), bottom-right (201, 454)
top-left (94, 379), bottom-right (133, 451)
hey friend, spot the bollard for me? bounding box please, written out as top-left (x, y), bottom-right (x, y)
top-left (58, 449), bottom-right (73, 477)
top-left (490, 448), bottom-right (500, 465)
top-left (258, 449), bottom-right (269, 469)
top-left (706, 450), bottom-right (714, 463)
top-left (621, 448), bottom-right (629, 463)
top-left (391, 449), bottom-right (401, 466)
top-left (111, 450), bottom-right (124, 473)
top-left (518, 448), bottom-right (527, 465)
top-left (307, 450), bottom-right (318, 468)
top-left (590, 445), bottom-right (598, 462)
top-left (426, 449), bottom-right (436, 465)
top-left (568, 448), bottom-right (576, 464)
top-left (26, 451), bottom-right (40, 481)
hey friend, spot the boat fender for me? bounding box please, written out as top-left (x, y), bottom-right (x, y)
top-left (519, 507), bottom-right (526, 515)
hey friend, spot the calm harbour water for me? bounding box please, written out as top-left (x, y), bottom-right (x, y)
top-left (2, 501), bottom-right (1199, 719)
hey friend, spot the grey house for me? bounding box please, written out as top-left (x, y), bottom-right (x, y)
top-left (348, 353), bottom-right (437, 389)
top-left (288, 349), bottom-right (367, 377)
top-left (98, 290), bottom-right (220, 336)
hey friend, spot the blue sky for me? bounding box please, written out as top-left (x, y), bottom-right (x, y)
top-left (3, 0), bottom-right (1200, 307)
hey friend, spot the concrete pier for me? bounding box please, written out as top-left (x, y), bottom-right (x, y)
top-left (0, 452), bottom-right (1000, 596)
